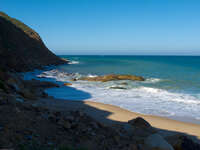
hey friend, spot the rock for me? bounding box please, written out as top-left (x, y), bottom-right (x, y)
top-left (70, 78), bottom-right (77, 81)
top-left (64, 83), bottom-right (72, 86)
top-left (19, 88), bottom-right (36, 100)
top-left (79, 74), bottom-right (145, 82)
top-left (48, 113), bottom-right (57, 122)
top-left (64, 116), bottom-right (75, 121)
top-left (120, 82), bottom-right (128, 85)
top-left (63, 121), bottom-right (72, 129)
top-left (90, 122), bottom-right (99, 129)
top-left (145, 134), bottom-right (174, 150)
top-left (58, 119), bottom-right (72, 129)
top-left (109, 86), bottom-right (127, 89)
top-left (113, 135), bottom-right (121, 143)
top-left (24, 80), bottom-right (59, 89)
top-left (128, 117), bottom-right (157, 138)
top-left (128, 117), bottom-right (151, 128)
top-left (165, 134), bottom-right (200, 150)
top-left (16, 98), bottom-right (24, 103)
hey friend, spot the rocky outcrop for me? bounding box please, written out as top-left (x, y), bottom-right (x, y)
top-left (0, 12), bottom-right (67, 72)
top-left (0, 69), bottom-right (58, 100)
top-left (80, 74), bottom-right (145, 82)
top-left (128, 117), bottom-right (151, 129)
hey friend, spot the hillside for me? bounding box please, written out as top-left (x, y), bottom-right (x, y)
top-left (0, 12), bottom-right (66, 72)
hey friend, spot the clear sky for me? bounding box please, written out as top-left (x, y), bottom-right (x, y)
top-left (1, 0), bottom-right (200, 55)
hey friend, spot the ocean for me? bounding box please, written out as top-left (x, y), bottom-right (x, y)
top-left (24, 55), bottom-right (200, 123)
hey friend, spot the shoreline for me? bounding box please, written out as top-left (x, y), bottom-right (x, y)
top-left (37, 98), bottom-right (200, 140)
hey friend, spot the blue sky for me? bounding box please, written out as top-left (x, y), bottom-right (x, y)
top-left (1, 0), bottom-right (200, 55)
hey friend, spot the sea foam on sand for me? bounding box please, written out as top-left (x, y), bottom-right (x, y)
top-left (23, 69), bottom-right (200, 124)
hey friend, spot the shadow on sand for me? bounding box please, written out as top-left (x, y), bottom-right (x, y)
top-left (37, 84), bottom-right (200, 145)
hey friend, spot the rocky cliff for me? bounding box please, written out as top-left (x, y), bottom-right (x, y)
top-left (0, 12), bottom-right (66, 72)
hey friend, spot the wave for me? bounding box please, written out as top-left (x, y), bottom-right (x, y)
top-left (36, 69), bottom-right (99, 81)
top-left (68, 61), bottom-right (80, 64)
top-left (145, 78), bottom-right (163, 83)
top-left (87, 74), bottom-right (98, 78)
top-left (68, 83), bottom-right (200, 119)
top-left (31, 69), bottom-right (200, 121)
top-left (137, 86), bottom-right (200, 105)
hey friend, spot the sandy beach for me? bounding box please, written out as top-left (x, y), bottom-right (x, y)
top-left (38, 98), bottom-right (200, 141)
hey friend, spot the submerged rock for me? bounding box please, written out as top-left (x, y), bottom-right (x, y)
top-left (64, 83), bottom-right (72, 86)
top-left (120, 82), bottom-right (128, 85)
top-left (80, 74), bottom-right (145, 82)
top-left (109, 86), bottom-right (127, 90)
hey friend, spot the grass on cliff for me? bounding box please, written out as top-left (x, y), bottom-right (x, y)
top-left (0, 11), bottom-right (36, 35)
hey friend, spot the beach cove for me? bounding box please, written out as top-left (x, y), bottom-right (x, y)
top-left (26, 55), bottom-right (200, 125)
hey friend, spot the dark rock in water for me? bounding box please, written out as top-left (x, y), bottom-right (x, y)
top-left (128, 117), bottom-right (151, 128)
top-left (0, 12), bottom-right (68, 72)
top-left (120, 82), bottom-right (128, 85)
top-left (23, 79), bottom-right (59, 89)
top-left (109, 86), bottom-right (127, 90)
top-left (70, 78), bottom-right (77, 81)
top-left (80, 74), bottom-right (145, 82)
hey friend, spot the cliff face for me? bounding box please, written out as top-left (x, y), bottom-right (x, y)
top-left (0, 12), bottom-right (66, 72)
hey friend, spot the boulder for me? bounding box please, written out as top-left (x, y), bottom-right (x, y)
top-left (80, 74), bottom-right (145, 82)
top-left (128, 117), bottom-right (151, 128)
top-left (128, 117), bottom-right (157, 138)
top-left (165, 134), bottom-right (200, 150)
top-left (145, 134), bottom-right (174, 150)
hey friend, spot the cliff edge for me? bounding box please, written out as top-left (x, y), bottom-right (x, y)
top-left (0, 12), bottom-right (66, 72)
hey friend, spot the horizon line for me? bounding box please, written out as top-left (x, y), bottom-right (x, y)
top-left (57, 54), bottom-right (200, 56)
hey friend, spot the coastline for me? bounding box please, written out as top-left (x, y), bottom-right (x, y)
top-left (37, 97), bottom-right (200, 140)
top-left (1, 10), bottom-right (200, 149)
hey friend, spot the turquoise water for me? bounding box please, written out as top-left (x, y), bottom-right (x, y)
top-left (28, 55), bottom-right (200, 123)
top-left (60, 55), bottom-right (200, 95)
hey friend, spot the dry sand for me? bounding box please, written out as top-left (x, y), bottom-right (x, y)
top-left (38, 98), bottom-right (200, 140)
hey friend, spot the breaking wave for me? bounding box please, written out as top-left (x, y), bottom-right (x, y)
top-left (24, 69), bottom-right (200, 122)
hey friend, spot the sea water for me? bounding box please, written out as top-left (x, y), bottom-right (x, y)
top-left (24, 56), bottom-right (200, 123)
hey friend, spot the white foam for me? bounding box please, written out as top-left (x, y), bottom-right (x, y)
top-left (145, 78), bottom-right (162, 83)
top-left (36, 69), bottom-right (73, 81)
top-left (87, 74), bottom-right (98, 78)
top-left (68, 61), bottom-right (80, 64)
top-left (34, 69), bottom-right (200, 121)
